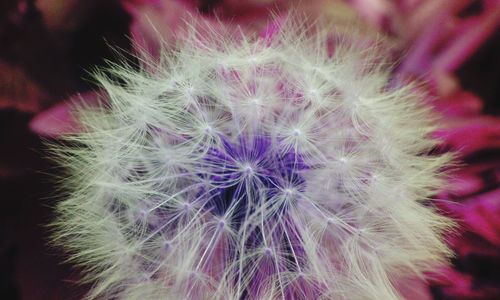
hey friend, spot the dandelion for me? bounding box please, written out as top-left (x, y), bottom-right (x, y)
top-left (51, 18), bottom-right (453, 299)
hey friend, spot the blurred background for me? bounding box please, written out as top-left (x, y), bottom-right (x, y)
top-left (0, 0), bottom-right (499, 299)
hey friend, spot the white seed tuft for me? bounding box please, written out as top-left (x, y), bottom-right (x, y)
top-left (51, 17), bottom-right (453, 300)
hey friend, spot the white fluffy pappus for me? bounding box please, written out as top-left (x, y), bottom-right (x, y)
top-left (50, 17), bottom-right (454, 300)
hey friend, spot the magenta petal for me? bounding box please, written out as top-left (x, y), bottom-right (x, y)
top-left (442, 170), bottom-right (484, 198)
top-left (433, 4), bottom-right (500, 73)
top-left (461, 188), bottom-right (500, 246)
top-left (435, 268), bottom-right (481, 298)
top-left (450, 231), bottom-right (500, 258)
top-left (434, 116), bottom-right (500, 157)
top-left (433, 266), bottom-right (500, 299)
top-left (433, 90), bottom-right (483, 117)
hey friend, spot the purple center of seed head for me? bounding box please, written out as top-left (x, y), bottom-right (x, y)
top-left (201, 135), bottom-right (308, 232)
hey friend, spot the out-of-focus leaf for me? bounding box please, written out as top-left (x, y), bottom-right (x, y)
top-left (0, 61), bottom-right (49, 113)
top-left (34, 0), bottom-right (81, 31)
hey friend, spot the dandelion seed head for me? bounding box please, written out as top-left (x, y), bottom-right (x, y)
top-left (51, 17), bottom-right (453, 300)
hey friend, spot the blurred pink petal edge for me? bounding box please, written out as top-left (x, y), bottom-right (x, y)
top-left (123, 0), bottom-right (200, 58)
top-left (29, 92), bottom-right (99, 137)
